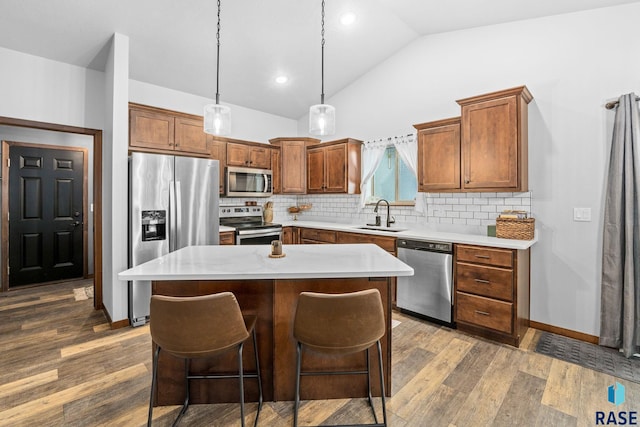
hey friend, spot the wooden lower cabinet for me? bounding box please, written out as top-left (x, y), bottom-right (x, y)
top-left (219, 231), bottom-right (235, 245)
top-left (152, 277), bottom-right (392, 403)
top-left (298, 228), bottom-right (399, 305)
top-left (282, 226), bottom-right (298, 244)
top-left (335, 231), bottom-right (396, 255)
top-left (299, 228), bottom-right (336, 244)
top-left (454, 244), bottom-right (530, 347)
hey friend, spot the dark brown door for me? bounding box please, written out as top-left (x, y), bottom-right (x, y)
top-left (8, 145), bottom-right (85, 286)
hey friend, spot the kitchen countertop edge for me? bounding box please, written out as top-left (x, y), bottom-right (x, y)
top-left (281, 220), bottom-right (537, 250)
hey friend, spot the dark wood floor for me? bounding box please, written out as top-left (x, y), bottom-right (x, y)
top-left (1, 280), bottom-right (638, 426)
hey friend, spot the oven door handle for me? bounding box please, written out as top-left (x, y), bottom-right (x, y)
top-left (237, 228), bottom-right (282, 237)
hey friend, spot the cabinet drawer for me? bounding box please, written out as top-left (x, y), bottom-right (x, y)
top-left (456, 245), bottom-right (513, 268)
top-left (299, 228), bottom-right (337, 243)
top-left (336, 232), bottom-right (396, 252)
top-left (219, 231), bottom-right (235, 245)
top-left (456, 292), bottom-right (513, 334)
top-left (456, 262), bottom-right (513, 301)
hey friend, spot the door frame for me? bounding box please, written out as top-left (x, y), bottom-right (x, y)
top-left (0, 117), bottom-right (103, 311)
top-left (2, 141), bottom-right (89, 288)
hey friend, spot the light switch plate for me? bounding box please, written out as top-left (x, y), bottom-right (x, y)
top-left (573, 207), bottom-right (591, 222)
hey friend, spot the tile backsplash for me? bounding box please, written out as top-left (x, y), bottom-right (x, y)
top-left (221, 192), bottom-right (532, 230)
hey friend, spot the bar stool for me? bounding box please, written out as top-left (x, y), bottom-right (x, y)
top-left (148, 292), bottom-right (263, 427)
top-left (293, 289), bottom-right (387, 427)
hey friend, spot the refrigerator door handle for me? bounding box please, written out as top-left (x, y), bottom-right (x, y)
top-left (169, 181), bottom-right (177, 252)
top-left (175, 180), bottom-right (182, 250)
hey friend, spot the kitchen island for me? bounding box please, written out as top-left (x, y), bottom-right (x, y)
top-left (118, 243), bottom-right (413, 405)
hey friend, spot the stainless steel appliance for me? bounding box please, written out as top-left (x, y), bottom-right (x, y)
top-left (226, 166), bottom-right (272, 197)
top-left (220, 205), bottom-right (282, 245)
top-left (128, 153), bottom-right (219, 326)
top-left (396, 239), bottom-right (454, 327)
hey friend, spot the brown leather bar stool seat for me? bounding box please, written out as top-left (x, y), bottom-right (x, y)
top-left (293, 289), bottom-right (387, 427)
top-left (148, 292), bottom-right (263, 427)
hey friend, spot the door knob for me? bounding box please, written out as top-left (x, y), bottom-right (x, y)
top-left (71, 221), bottom-right (81, 227)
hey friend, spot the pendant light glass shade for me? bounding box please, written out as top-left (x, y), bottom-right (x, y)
top-left (203, 0), bottom-right (230, 136)
top-left (204, 103), bottom-right (231, 136)
top-left (309, 0), bottom-right (335, 136)
top-left (309, 103), bottom-right (335, 136)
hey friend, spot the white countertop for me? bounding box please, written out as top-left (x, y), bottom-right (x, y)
top-left (280, 220), bottom-right (537, 250)
top-left (119, 243), bottom-right (414, 281)
top-left (219, 225), bottom-right (235, 232)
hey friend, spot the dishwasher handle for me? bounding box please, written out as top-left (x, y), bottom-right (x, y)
top-left (398, 239), bottom-right (452, 254)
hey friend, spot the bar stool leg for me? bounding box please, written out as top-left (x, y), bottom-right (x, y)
top-left (293, 342), bottom-right (302, 427)
top-left (252, 328), bottom-right (263, 427)
top-left (365, 347), bottom-right (380, 425)
top-left (238, 342), bottom-right (246, 427)
top-left (376, 340), bottom-right (387, 427)
top-left (173, 359), bottom-right (190, 427)
top-left (147, 346), bottom-right (161, 427)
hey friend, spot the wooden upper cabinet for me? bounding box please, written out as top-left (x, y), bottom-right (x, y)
top-left (174, 117), bottom-right (209, 154)
top-left (269, 138), bottom-right (320, 194)
top-left (414, 117), bottom-right (461, 192)
top-left (130, 108), bottom-right (174, 151)
top-left (457, 86), bottom-right (532, 192)
top-left (226, 142), bottom-right (271, 169)
top-left (306, 138), bottom-right (362, 194)
top-left (306, 147), bottom-right (325, 193)
top-left (271, 148), bottom-right (281, 194)
top-left (129, 104), bottom-right (209, 156)
top-left (208, 137), bottom-right (227, 194)
top-left (414, 86), bottom-right (532, 193)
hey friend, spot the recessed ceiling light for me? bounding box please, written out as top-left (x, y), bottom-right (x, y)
top-left (275, 75), bottom-right (288, 84)
top-left (340, 12), bottom-right (356, 26)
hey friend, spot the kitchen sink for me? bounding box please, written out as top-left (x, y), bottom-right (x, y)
top-left (356, 226), bottom-right (407, 233)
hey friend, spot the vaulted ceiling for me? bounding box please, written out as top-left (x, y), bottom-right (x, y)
top-left (1, 0), bottom-right (636, 119)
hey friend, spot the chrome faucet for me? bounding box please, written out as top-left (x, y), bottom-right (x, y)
top-left (373, 199), bottom-right (396, 228)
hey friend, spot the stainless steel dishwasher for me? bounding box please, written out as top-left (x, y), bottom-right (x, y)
top-left (396, 239), bottom-right (454, 327)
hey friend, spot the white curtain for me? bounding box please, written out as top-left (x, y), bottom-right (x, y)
top-left (392, 134), bottom-right (427, 213)
top-left (359, 139), bottom-right (388, 208)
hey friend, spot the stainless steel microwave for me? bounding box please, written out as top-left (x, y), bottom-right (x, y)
top-left (225, 166), bottom-right (273, 197)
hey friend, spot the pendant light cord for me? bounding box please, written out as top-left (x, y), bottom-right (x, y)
top-left (320, 0), bottom-right (325, 105)
top-left (215, 0), bottom-right (221, 105)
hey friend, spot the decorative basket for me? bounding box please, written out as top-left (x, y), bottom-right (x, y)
top-left (496, 217), bottom-right (535, 240)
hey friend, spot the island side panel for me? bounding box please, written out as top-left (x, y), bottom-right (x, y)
top-left (273, 277), bottom-right (392, 401)
top-left (151, 280), bottom-right (274, 405)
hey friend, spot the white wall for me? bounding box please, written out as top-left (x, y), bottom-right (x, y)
top-left (300, 3), bottom-right (640, 336)
top-left (130, 80), bottom-right (297, 142)
top-left (0, 46), bottom-right (105, 129)
top-left (102, 33), bottom-right (130, 323)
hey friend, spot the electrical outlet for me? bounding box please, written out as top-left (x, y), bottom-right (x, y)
top-left (573, 207), bottom-right (591, 222)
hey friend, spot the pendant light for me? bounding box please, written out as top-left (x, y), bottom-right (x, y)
top-left (204, 0), bottom-right (231, 136)
top-left (309, 0), bottom-right (335, 136)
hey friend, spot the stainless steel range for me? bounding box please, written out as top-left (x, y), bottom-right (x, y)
top-left (219, 205), bottom-right (282, 245)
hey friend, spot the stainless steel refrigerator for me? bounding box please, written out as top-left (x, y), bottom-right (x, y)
top-left (128, 152), bottom-right (219, 326)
